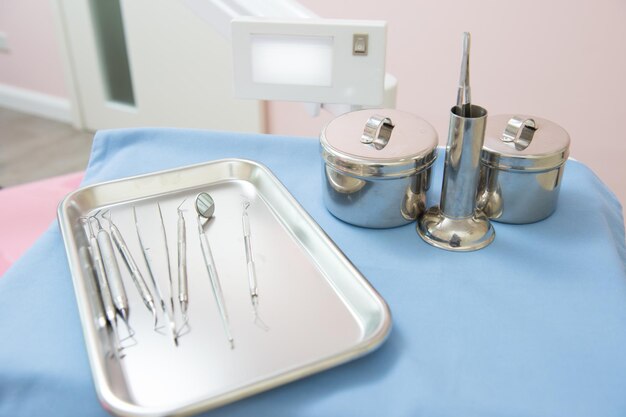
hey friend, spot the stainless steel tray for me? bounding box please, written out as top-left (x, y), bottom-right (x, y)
top-left (58, 159), bottom-right (391, 417)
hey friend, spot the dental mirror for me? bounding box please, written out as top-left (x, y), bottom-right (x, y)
top-left (195, 193), bottom-right (215, 223)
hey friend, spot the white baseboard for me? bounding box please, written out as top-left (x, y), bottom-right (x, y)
top-left (0, 83), bottom-right (72, 123)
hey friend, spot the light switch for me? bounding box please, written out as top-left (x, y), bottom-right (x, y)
top-left (353, 34), bottom-right (368, 55)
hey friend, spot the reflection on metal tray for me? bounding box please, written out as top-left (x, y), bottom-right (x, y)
top-left (58, 159), bottom-right (391, 416)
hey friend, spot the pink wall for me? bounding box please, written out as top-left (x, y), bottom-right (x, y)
top-left (0, 0), bottom-right (624, 211)
top-left (267, 0), bottom-right (626, 210)
top-left (0, 0), bottom-right (67, 97)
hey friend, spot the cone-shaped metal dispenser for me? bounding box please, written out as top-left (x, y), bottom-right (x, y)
top-left (417, 32), bottom-right (495, 251)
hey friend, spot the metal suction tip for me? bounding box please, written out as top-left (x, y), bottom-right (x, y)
top-left (195, 192), bottom-right (215, 219)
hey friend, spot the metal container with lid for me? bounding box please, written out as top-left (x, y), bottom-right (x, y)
top-left (477, 114), bottom-right (570, 224)
top-left (320, 109), bottom-right (438, 228)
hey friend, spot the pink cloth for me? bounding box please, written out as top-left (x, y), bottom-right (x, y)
top-left (0, 172), bottom-right (83, 276)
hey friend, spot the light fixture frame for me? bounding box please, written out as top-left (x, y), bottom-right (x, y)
top-left (231, 17), bottom-right (387, 106)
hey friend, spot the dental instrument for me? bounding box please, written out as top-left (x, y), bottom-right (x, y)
top-left (242, 201), bottom-right (269, 331)
top-left (103, 210), bottom-right (157, 327)
top-left (177, 200), bottom-right (189, 318)
top-left (195, 193), bottom-right (234, 349)
top-left (133, 205), bottom-right (179, 346)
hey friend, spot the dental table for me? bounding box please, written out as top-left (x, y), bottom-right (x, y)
top-left (1, 128), bottom-right (625, 417)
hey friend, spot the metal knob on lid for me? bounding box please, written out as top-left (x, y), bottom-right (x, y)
top-left (361, 115), bottom-right (395, 150)
top-left (477, 114), bottom-right (570, 223)
top-left (501, 116), bottom-right (537, 151)
top-left (320, 108), bottom-right (438, 228)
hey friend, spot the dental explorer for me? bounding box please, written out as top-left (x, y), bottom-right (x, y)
top-left (177, 200), bottom-right (189, 318)
top-left (133, 205), bottom-right (179, 346)
top-left (242, 201), bottom-right (269, 331)
top-left (157, 202), bottom-right (176, 317)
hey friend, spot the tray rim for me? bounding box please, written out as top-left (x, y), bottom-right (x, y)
top-left (58, 158), bottom-right (392, 417)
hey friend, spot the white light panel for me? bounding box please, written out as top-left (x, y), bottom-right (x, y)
top-left (251, 34), bottom-right (333, 87)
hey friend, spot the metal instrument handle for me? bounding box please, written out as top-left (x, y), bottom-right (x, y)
top-left (198, 229), bottom-right (226, 316)
top-left (97, 229), bottom-right (128, 315)
top-left (110, 224), bottom-right (154, 308)
top-left (198, 216), bottom-right (233, 347)
top-left (242, 210), bottom-right (257, 297)
top-left (134, 206), bottom-right (178, 345)
top-left (79, 246), bottom-right (108, 329)
top-left (178, 211), bottom-right (188, 307)
top-left (90, 235), bottom-right (116, 324)
top-left (245, 236), bottom-right (257, 297)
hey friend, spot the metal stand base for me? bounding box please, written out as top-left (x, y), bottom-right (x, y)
top-left (417, 207), bottom-right (495, 251)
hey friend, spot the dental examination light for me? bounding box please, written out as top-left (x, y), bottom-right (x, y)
top-left (183, 0), bottom-right (397, 116)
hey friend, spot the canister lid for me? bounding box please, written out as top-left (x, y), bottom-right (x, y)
top-left (320, 109), bottom-right (438, 177)
top-left (482, 114), bottom-right (570, 171)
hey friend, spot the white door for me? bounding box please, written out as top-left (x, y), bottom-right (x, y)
top-left (54, 0), bottom-right (264, 132)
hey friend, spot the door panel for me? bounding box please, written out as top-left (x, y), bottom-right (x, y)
top-left (56, 0), bottom-right (264, 132)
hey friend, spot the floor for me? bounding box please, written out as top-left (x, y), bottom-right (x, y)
top-left (0, 107), bottom-right (93, 187)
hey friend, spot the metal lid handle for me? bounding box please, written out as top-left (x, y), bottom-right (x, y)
top-left (502, 116), bottom-right (537, 151)
top-left (361, 115), bottom-right (394, 150)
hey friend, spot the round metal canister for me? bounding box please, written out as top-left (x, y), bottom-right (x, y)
top-left (477, 114), bottom-right (570, 224)
top-left (320, 109), bottom-right (438, 228)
